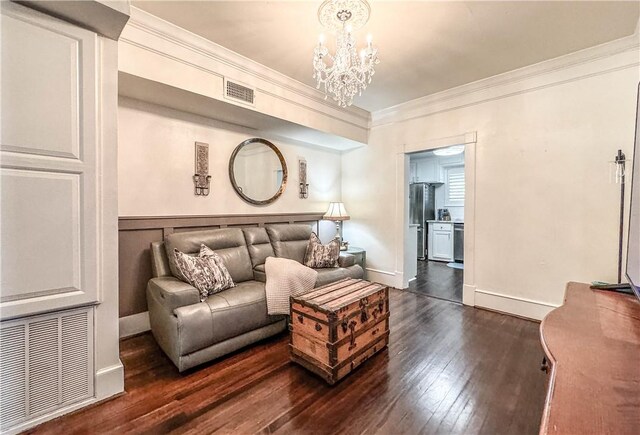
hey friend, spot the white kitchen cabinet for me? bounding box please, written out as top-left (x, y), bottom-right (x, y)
top-left (428, 222), bottom-right (454, 261)
top-left (414, 158), bottom-right (439, 182)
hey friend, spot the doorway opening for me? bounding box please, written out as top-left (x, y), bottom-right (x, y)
top-left (406, 144), bottom-right (466, 303)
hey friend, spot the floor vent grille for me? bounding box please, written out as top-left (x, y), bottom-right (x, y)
top-left (225, 79), bottom-right (255, 105)
top-left (0, 325), bottom-right (27, 428)
top-left (0, 308), bottom-right (93, 432)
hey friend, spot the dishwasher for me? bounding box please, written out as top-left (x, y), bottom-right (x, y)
top-left (454, 223), bottom-right (464, 262)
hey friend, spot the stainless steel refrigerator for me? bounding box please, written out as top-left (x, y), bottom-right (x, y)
top-left (410, 183), bottom-right (438, 260)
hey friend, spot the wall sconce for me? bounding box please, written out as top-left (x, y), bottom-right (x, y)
top-left (193, 141), bottom-right (211, 196)
top-left (299, 158), bottom-right (309, 199)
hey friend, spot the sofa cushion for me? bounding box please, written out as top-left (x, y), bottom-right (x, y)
top-left (304, 233), bottom-right (340, 268)
top-left (243, 227), bottom-right (275, 267)
top-left (205, 280), bottom-right (283, 344)
top-left (165, 228), bottom-right (254, 283)
top-left (266, 224), bottom-right (312, 263)
top-left (173, 280), bottom-right (283, 356)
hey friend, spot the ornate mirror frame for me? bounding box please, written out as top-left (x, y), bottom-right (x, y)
top-left (228, 138), bottom-right (288, 206)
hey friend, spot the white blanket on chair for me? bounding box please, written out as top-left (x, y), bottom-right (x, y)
top-left (265, 257), bottom-right (318, 315)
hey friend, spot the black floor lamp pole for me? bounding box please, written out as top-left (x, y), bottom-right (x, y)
top-left (616, 149), bottom-right (626, 284)
top-left (591, 150), bottom-right (632, 292)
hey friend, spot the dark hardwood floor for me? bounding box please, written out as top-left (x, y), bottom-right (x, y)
top-left (28, 289), bottom-right (546, 435)
top-left (408, 260), bottom-right (463, 303)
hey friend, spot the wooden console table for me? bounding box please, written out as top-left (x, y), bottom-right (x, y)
top-left (539, 282), bottom-right (640, 434)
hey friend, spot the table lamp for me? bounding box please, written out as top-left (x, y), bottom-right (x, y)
top-left (323, 202), bottom-right (350, 250)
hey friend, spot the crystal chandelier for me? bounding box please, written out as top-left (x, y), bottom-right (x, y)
top-left (313, 0), bottom-right (379, 107)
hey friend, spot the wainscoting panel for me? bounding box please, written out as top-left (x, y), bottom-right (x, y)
top-left (118, 213), bottom-right (323, 318)
top-left (118, 228), bottom-right (163, 318)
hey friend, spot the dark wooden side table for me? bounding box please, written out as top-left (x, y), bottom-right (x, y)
top-left (539, 282), bottom-right (640, 434)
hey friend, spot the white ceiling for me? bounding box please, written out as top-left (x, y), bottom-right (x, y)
top-left (133, 1), bottom-right (640, 112)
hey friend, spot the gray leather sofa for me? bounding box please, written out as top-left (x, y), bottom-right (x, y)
top-left (147, 224), bottom-right (364, 372)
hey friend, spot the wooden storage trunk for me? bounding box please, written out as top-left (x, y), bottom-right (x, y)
top-left (289, 278), bottom-right (390, 385)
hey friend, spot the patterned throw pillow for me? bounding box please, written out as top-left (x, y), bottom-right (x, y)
top-left (173, 244), bottom-right (235, 302)
top-left (303, 232), bottom-right (340, 268)
top-left (198, 244), bottom-right (235, 289)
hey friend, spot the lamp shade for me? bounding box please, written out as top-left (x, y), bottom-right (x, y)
top-left (323, 202), bottom-right (350, 221)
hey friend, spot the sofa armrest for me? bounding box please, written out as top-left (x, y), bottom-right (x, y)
top-left (338, 253), bottom-right (356, 268)
top-left (147, 277), bottom-right (200, 312)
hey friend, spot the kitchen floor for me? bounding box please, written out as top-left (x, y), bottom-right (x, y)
top-left (407, 260), bottom-right (463, 303)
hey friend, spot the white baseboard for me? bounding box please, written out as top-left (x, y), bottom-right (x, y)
top-left (95, 362), bottom-right (125, 400)
top-left (365, 273), bottom-right (555, 320)
top-left (365, 268), bottom-right (403, 288)
top-left (462, 284), bottom-right (476, 306)
top-left (474, 288), bottom-right (559, 321)
top-left (119, 311), bottom-right (150, 338)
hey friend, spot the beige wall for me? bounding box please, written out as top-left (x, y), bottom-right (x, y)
top-left (118, 97), bottom-right (340, 236)
top-left (119, 7), bottom-right (369, 151)
top-left (342, 39), bottom-right (640, 319)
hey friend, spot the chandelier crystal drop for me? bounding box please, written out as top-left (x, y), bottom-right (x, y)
top-left (313, 0), bottom-right (379, 107)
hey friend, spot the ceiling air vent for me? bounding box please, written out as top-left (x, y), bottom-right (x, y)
top-left (224, 79), bottom-right (255, 106)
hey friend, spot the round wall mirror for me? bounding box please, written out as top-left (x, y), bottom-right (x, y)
top-left (229, 138), bottom-right (288, 205)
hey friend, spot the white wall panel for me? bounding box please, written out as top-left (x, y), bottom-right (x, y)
top-left (0, 169), bottom-right (80, 301)
top-left (0, 2), bottom-right (99, 320)
top-left (0, 14), bottom-right (79, 158)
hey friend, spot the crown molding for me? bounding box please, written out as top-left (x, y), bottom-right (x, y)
top-left (122, 7), bottom-right (639, 135)
top-left (371, 34), bottom-right (640, 128)
top-left (124, 7), bottom-right (370, 126)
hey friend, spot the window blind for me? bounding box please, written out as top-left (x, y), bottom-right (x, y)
top-left (446, 167), bottom-right (465, 205)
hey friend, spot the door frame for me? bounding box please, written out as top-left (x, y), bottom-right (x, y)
top-left (396, 132), bottom-right (477, 306)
